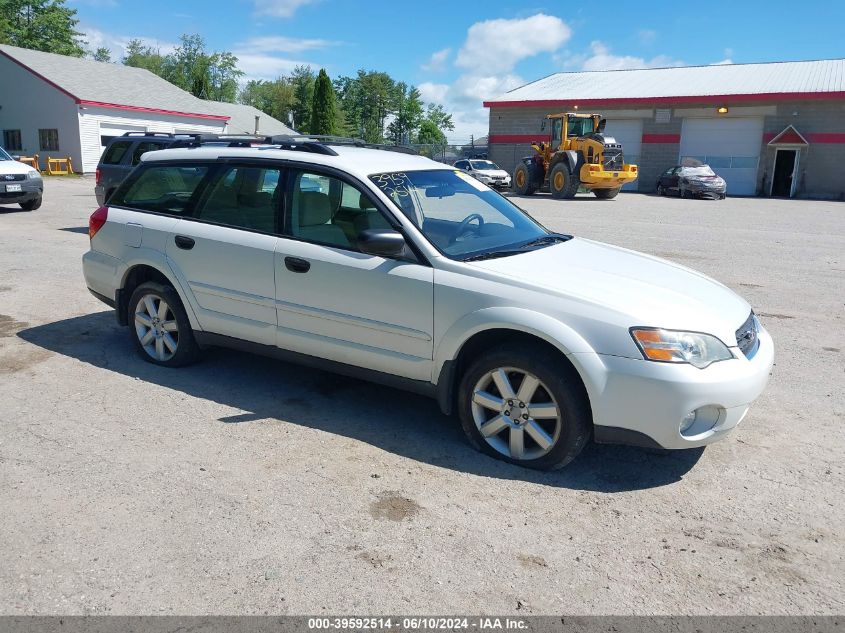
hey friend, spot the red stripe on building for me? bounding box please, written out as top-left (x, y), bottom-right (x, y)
top-left (79, 100), bottom-right (230, 121)
top-left (642, 133), bottom-right (680, 144)
top-left (806, 133), bottom-right (845, 143)
top-left (488, 134), bottom-right (544, 144)
top-left (483, 91), bottom-right (845, 108)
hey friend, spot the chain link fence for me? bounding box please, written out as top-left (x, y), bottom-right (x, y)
top-left (404, 143), bottom-right (489, 164)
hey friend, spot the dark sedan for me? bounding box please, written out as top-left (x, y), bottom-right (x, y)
top-left (656, 165), bottom-right (726, 199)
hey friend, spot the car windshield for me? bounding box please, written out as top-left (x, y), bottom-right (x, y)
top-left (470, 160), bottom-right (499, 170)
top-left (370, 169), bottom-right (562, 260)
top-left (567, 116), bottom-right (595, 137)
top-left (0, 147), bottom-right (12, 161)
top-left (682, 165), bottom-right (716, 177)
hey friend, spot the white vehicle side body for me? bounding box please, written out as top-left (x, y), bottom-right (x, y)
top-left (83, 145), bottom-right (773, 451)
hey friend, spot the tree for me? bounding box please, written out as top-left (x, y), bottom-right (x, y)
top-left (424, 104), bottom-right (454, 133)
top-left (386, 83), bottom-right (424, 145)
top-left (310, 69), bottom-right (338, 136)
top-left (123, 39), bottom-right (166, 76)
top-left (290, 66), bottom-right (315, 133)
top-left (91, 46), bottom-right (111, 62)
top-left (240, 78), bottom-right (296, 126)
top-left (416, 119), bottom-right (447, 145)
top-left (123, 34), bottom-right (243, 103)
top-left (0, 0), bottom-right (85, 56)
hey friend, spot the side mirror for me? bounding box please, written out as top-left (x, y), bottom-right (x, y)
top-left (598, 118), bottom-right (607, 132)
top-left (358, 229), bottom-right (406, 258)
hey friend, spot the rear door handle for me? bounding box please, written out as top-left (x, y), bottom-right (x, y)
top-left (284, 256), bottom-right (310, 273)
top-left (174, 235), bottom-right (195, 250)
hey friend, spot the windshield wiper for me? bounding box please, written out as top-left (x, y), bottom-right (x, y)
top-left (518, 233), bottom-right (571, 249)
top-left (462, 249), bottom-right (526, 262)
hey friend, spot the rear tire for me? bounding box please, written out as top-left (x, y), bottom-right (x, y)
top-left (512, 163), bottom-right (538, 195)
top-left (20, 196), bottom-right (41, 211)
top-left (128, 282), bottom-right (199, 367)
top-left (656, 184), bottom-right (666, 196)
top-left (458, 343), bottom-right (591, 470)
top-left (593, 188), bottom-right (620, 200)
top-left (549, 163), bottom-right (578, 199)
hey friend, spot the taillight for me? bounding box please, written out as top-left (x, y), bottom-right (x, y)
top-left (95, 168), bottom-right (101, 185)
top-left (89, 206), bottom-right (108, 239)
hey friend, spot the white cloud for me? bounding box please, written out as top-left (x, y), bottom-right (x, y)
top-left (232, 53), bottom-right (313, 80)
top-left (637, 29), bottom-right (656, 45)
top-left (82, 25), bottom-right (177, 59)
top-left (421, 47), bottom-right (451, 73)
top-left (418, 82), bottom-right (450, 105)
top-left (253, 0), bottom-right (317, 18)
top-left (712, 58), bottom-right (733, 65)
top-left (235, 35), bottom-right (334, 54)
top-left (456, 14), bottom-right (571, 71)
top-left (578, 41), bottom-right (683, 71)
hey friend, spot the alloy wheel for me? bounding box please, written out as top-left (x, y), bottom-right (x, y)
top-left (134, 293), bottom-right (179, 362)
top-left (471, 367), bottom-right (562, 460)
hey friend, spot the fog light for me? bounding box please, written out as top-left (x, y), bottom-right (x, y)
top-left (681, 411), bottom-right (697, 433)
top-left (680, 406), bottom-right (724, 437)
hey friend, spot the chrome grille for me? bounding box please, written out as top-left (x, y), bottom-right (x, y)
top-left (735, 312), bottom-right (759, 358)
top-left (602, 148), bottom-right (624, 171)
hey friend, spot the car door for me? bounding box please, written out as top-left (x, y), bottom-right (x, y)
top-left (274, 168), bottom-right (434, 381)
top-left (668, 167), bottom-right (682, 193)
top-left (165, 161), bottom-right (282, 346)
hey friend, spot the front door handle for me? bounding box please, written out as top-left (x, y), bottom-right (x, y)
top-left (284, 256), bottom-right (310, 273)
top-left (174, 235), bottom-right (195, 250)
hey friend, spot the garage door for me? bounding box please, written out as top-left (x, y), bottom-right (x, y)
top-left (680, 118), bottom-right (763, 195)
top-left (98, 123), bottom-right (146, 152)
top-left (603, 119), bottom-right (642, 191)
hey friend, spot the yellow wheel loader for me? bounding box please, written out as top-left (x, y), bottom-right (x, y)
top-left (512, 112), bottom-right (638, 200)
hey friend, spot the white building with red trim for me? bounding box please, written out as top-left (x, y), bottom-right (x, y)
top-left (0, 44), bottom-right (294, 173)
top-left (484, 59), bottom-right (845, 198)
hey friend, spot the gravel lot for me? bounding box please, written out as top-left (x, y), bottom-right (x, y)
top-left (0, 177), bottom-right (842, 615)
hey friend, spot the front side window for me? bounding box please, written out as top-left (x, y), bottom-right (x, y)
top-left (370, 170), bottom-right (552, 259)
top-left (0, 146), bottom-right (12, 161)
top-left (113, 164), bottom-right (208, 215)
top-left (38, 129), bottom-right (59, 151)
top-left (3, 130), bottom-right (22, 152)
top-left (101, 141), bottom-right (132, 165)
top-left (195, 165), bottom-right (281, 233)
top-left (287, 170), bottom-right (389, 251)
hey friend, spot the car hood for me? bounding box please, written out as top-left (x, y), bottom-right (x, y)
top-left (0, 160), bottom-right (34, 176)
top-left (469, 237), bottom-right (750, 347)
top-left (475, 169), bottom-right (510, 178)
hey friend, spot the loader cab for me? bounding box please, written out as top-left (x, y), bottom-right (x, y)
top-left (547, 113), bottom-right (601, 150)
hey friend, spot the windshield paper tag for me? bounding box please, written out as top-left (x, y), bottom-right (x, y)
top-left (454, 170), bottom-right (488, 191)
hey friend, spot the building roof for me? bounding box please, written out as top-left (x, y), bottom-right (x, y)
top-left (0, 44), bottom-right (295, 134)
top-left (484, 59), bottom-right (845, 107)
top-left (203, 101), bottom-right (296, 136)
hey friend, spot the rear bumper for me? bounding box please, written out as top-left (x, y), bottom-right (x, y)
top-left (580, 164), bottom-right (638, 189)
top-left (94, 185), bottom-right (105, 206)
top-left (585, 327), bottom-right (774, 449)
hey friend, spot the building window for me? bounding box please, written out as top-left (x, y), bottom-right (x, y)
top-left (3, 130), bottom-right (22, 152)
top-left (38, 129), bottom-right (59, 152)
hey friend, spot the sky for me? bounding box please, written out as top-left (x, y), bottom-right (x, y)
top-left (73, 0), bottom-right (845, 143)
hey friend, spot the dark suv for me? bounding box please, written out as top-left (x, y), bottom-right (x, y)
top-left (95, 133), bottom-right (191, 205)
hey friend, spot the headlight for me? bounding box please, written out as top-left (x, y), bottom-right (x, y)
top-left (27, 170), bottom-right (40, 179)
top-left (630, 328), bottom-right (733, 368)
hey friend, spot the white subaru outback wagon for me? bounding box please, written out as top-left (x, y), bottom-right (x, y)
top-left (82, 136), bottom-right (773, 470)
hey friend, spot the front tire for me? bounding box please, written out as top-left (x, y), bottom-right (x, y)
top-left (512, 163), bottom-right (538, 195)
top-left (128, 282), bottom-right (199, 367)
top-left (458, 344), bottom-right (591, 470)
top-left (549, 163), bottom-right (578, 199)
top-left (656, 184), bottom-right (666, 196)
top-left (593, 187), bottom-right (620, 200)
top-left (20, 196), bottom-right (42, 211)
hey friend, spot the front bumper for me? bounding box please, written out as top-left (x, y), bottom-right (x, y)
top-left (585, 326), bottom-right (774, 449)
top-left (689, 185), bottom-right (727, 199)
top-left (0, 180), bottom-right (42, 204)
top-left (580, 164), bottom-right (638, 188)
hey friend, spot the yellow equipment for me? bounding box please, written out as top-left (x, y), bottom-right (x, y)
top-left (512, 112), bottom-right (638, 200)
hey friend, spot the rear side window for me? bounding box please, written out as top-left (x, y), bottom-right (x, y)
top-left (194, 165), bottom-right (282, 233)
top-left (101, 141), bottom-right (132, 165)
top-left (132, 141), bottom-right (168, 166)
top-left (113, 164), bottom-right (208, 215)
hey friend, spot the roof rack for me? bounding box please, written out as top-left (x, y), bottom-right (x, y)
top-left (164, 133), bottom-right (421, 156)
top-left (121, 131), bottom-right (180, 138)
